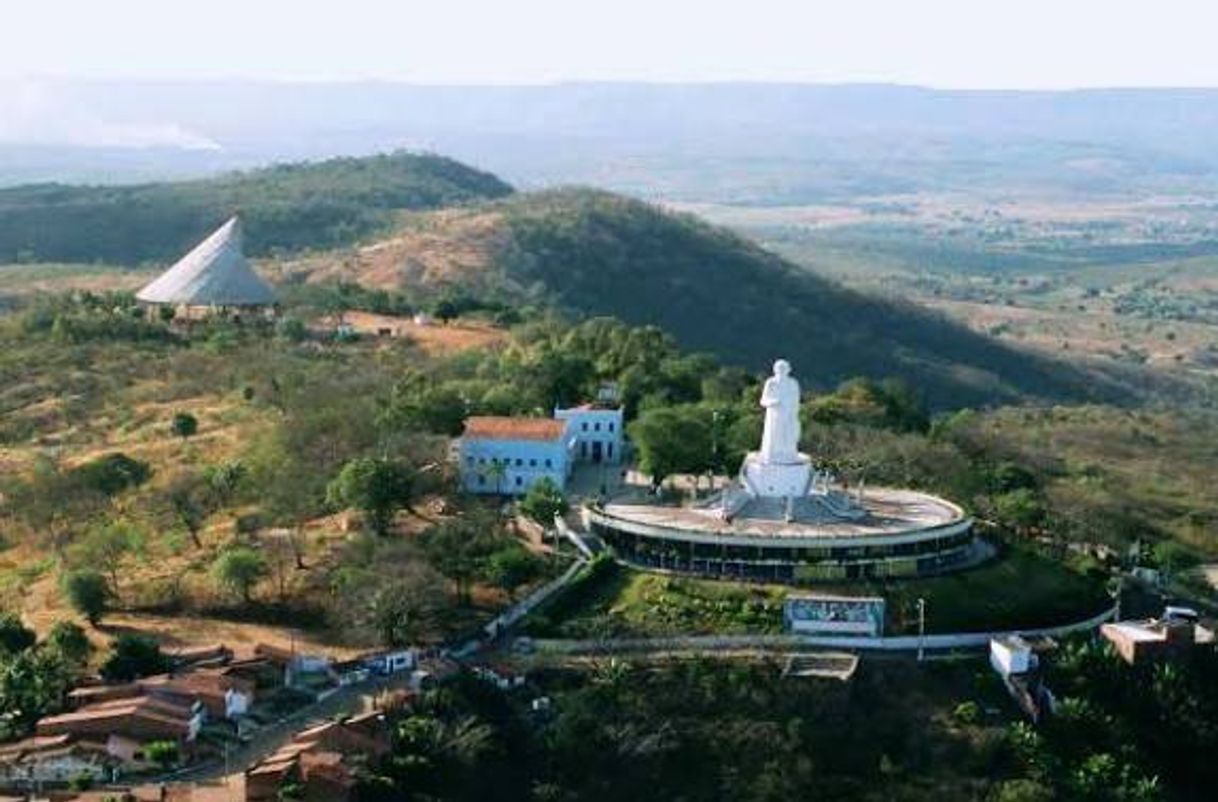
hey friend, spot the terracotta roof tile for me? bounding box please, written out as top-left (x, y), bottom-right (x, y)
top-left (464, 416), bottom-right (568, 442)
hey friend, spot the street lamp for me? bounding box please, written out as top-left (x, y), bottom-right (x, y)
top-left (916, 597), bottom-right (927, 662)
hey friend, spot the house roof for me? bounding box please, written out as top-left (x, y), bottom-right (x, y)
top-left (136, 216), bottom-right (277, 307)
top-left (464, 416), bottom-right (569, 442)
top-left (167, 643), bottom-right (232, 665)
top-left (37, 694), bottom-right (196, 739)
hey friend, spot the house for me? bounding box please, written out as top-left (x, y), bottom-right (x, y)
top-left (1100, 617), bottom-right (1216, 665)
top-left (252, 643), bottom-right (336, 689)
top-left (36, 695), bottom-right (203, 760)
top-left (989, 636), bottom-right (1054, 721)
top-left (244, 713), bottom-right (390, 802)
top-left (990, 635), bottom-right (1037, 677)
top-left (166, 643), bottom-right (234, 670)
top-left (554, 403), bottom-right (625, 464)
top-left (459, 417), bottom-right (575, 495)
top-left (0, 734), bottom-right (121, 786)
top-left (362, 649), bottom-right (417, 677)
top-left (139, 670), bottom-right (255, 720)
top-left (67, 670), bottom-right (254, 722)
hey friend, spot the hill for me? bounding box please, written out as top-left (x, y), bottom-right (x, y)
top-left (0, 151), bottom-right (512, 264)
top-left (294, 188), bottom-right (1165, 408)
top-left (9, 81), bottom-right (1218, 202)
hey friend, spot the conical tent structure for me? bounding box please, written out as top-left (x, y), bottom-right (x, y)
top-left (137, 216), bottom-right (277, 308)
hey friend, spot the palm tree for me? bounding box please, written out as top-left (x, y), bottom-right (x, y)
top-left (485, 459), bottom-right (508, 496)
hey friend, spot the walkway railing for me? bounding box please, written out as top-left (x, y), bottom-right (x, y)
top-left (528, 602), bottom-right (1119, 656)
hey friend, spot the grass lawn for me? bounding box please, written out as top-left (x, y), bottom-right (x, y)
top-left (851, 547), bottom-right (1112, 635)
top-left (528, 546), bottom-right (1110, 639)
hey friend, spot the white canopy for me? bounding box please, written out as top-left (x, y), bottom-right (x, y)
top-left (136, 216), bottom-right (277, 307)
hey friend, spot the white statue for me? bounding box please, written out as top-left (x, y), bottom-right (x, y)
top-left (759, 359), bottom-right (801, 463)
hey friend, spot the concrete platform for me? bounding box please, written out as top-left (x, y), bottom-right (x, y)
top-left (601, 485), bottom-right (966, 544)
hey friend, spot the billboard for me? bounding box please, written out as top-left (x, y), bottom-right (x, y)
top-left (784, 594), bottom-right (885, 637)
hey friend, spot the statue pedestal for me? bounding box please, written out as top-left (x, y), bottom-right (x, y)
top-left (740, 452), bottom-right (813, 498)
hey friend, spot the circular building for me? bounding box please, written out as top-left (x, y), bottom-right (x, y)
top-left (585, 359), bottom-right (983, 583)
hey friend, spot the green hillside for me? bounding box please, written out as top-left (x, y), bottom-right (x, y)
top-left (0, 151), bottom-right (512, 264)
top-left (489, 190), bottom-right (1148, 408)
top-left (0, 151), bottom-right (1167, 408)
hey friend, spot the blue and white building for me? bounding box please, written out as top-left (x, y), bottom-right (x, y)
top-left (459, 416), bottom-right (576, 495)
top-left (554, 404), bottom-right (624, 464)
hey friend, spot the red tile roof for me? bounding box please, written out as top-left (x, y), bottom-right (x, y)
top-left (464, 416), bottom-right (568, 442)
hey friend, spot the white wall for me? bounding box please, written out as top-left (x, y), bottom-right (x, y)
top-left (555, 407), bottom-right (624, 464)
top-left (460, 436), bottom-right (572, 495)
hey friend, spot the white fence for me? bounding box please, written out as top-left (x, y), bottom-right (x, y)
top-left (530, 602), bottom-right (1119, 656)
top-left (482, 556), bottom-right (588, 639)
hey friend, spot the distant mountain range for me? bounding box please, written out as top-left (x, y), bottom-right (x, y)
top-left (5, 81), bottom-right (1218, 201)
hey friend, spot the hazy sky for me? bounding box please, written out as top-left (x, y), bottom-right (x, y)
top-left (5, 0), bottom-right (1218, 88)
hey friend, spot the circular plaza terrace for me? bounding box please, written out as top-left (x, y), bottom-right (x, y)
top-left (585, 486), bottom-right (982, 583)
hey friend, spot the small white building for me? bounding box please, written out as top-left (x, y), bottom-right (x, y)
top-left (554, 404), bottom-right (624, 464)
top-left (990, 635), bottom-right (1036, 677)
top-left (460, 417), bottom-right (576, 495)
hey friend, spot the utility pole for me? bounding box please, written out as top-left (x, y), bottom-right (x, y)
top-left (917, 597), bottom-right (926, 662)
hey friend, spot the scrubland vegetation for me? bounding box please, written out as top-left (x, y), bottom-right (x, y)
top-left (1, 151), bottom-right (1217, 800)
top-left (351, 638), bottom-right (1218, 802)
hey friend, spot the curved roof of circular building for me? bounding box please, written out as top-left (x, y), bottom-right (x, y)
top-left (600, 486), bottom-right (968, 544)
top-left (136, 216), bottom-right (277, 307)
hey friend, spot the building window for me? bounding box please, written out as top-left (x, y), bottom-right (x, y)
top-left (594, 422), bottom-right (601, 432)
top-left (580, 442), bottom-right (587, 458)
top-left (466, 457), bottom-right (474, 466)
top-left (478, 457), bottom-right (486, 464)
top-left (515, 476), bottom-right (523, 487)
top-left (478, 475), bottom-right (485, 485)
top-left (608, 443), bottom-right (614, 458)
top-left (609, 422), bottom-right (615, 432)
top-left (515, 458), bottom-right (523, 467)
top-left (545, 459), bottom-right (552, 468)
top-left (530, 459), bottom-right (537, 467)
top-left (581, 422), bottom-right (589, 431)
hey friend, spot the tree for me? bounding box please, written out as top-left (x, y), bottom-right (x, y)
top-left (629, 406), bottom-right (714, 489)
top-left (211, 547), bottom-right (270, 604)
top-left (100, 634), bottom-right (170, 682)
top-left (70, 452), bottom-right (151, 497)
top-left (432, 299), bottom-right (459, 324)
top-left (0, 613), bottom-right (35, 655)
top-left (484, 459), bottom-right (508, 496)
top-left (171, 411), bottom-right (199, 440)
top-left (61, 569), bottom-right (110, 627)
top-left (485, 548), bottom-right (544, 600)
top-left (421, 516), bottom-right (505, 603)
top-left (378, 384), bottom-right (467, 437)
top-left (1151, 541), bottom-right (1199, 576)
top-left (72, 521), bottom-right (143, 597)
top-left (203, 460), bottom-right (248, 506)
top-left (518, 478), bottom-right (568, 529)
top-left (992, 489), bottom-right (1047, 533)
top-left (369, 563), bottom-right (452, 647)
top-left (327, 458), bottom-right (416, 536)
top-left (0, 648), bottom-right (73, 737)
top-left (162, 471), bottom-right (215, 549)
top-left (45, 621), bottom-right (92, 665)
top-left (143, 740), bottom-right (180, 771)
